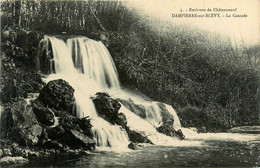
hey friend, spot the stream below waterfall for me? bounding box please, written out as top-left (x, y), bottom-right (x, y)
top-left (18, 132), bottom-right (260, 167)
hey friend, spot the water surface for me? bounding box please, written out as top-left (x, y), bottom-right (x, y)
top-left (21, 133), bottom-right (260, 167)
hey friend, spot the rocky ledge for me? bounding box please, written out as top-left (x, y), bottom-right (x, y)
top-left (0, 78), bottom-right (185, 166)
top-left (0, 79), bottom-right (95, 165)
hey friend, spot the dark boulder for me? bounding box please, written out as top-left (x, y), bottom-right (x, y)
top-left (156, 103), bottom-right (178, 138)
top-left (61, 130), bottom-right (95, 151)
top-left (175, 129), bottom-right (185, 140)
top-left (115, 113), bottom-right (127, 128)
top-left (125, 127), bottom-right (152, 144)
top-left (79, 117), bottom-right (93, 138)
top-left (46, 125), bottom-right (65, 140)
top-left (38, 79), bottom-right (75, 111)
top-left (118, 98), bottom-right (146, 119)
top-left (156, 125), bottom-right (176, 137)
top-left (33, 106), bottom-right (55, 126)
top-left (92, 92), bottom-right (121, 125)
top-left (156, 103), bottom-right (185, 139)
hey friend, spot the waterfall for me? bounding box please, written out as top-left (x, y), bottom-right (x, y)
top-left (40, 35), bottom-right (184, 149)
top-left (66, 37), bottom-right (120, 88)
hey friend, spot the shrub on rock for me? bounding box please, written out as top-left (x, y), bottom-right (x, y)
top-left (118, 98), bottom-right (146, 119)
top-left (61, 130), bottom-right (96, 151)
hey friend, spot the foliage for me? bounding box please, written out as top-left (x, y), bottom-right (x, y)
top-left (109, 16), bottom-right (260, 128)
top-left (1, 26), bottom-right (44, 103)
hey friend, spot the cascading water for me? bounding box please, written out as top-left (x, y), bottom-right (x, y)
top-left (40, 35), bottom-right (185, 149)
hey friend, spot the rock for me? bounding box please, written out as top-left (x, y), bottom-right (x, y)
top-left (157, 103), bottom-right (174, 128)
top-left (156, 125), bottom-right (176, 137)
top-left (92, 92), bottom-right (121, 125)
top-left (156, 103), bottom-right (177, 138)
top-left (118, 98), bottom-right (146, 119)
top-left (9, 99), bottom-right (39, 128)
top-left (125, 127), bottom-right (152, 144)
top-left (79, 117), bottom-right (93, 138)
top-left (128, 142), bottom-right (144, 150)
top-left (0, 156), bottom-right (28, 164)
top-left (3, 148), bottom-right (12, 156)
top-left (38, 79), bottom-right (75, 111)
top-left (55, 111), bottom-right (81, 129)
top-left (175, 129), bottom-right (185, 140)
top-left (115, 113), bottom-right (127, 128)
top-left (0, 100), bottom-right (42, 146)
top-left (46, 125), bottom-right (65, 140)
top-left (61, 129), bottom-right (96, 151)
top-left (56, 111), bottom-right (92, 135)
top-left (33, 106), bottom-right (55, 126)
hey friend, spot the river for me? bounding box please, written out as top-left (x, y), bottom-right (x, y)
top-left (19, 132), bottom-right (260, 167)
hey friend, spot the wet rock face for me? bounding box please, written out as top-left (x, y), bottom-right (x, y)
top-left (38, 79), bottom-right (75, 111)
top-left (157, 103), bottom-right (174, 128)
top-left (118, 98), bottom-right (146, 119)
top-left (156, 103), bottom-right (181, 138)
top-left (92, 92), bottom-right (121, 125)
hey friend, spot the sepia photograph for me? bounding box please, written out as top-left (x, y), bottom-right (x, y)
top-left (0, 0), bottom-right (259, 167)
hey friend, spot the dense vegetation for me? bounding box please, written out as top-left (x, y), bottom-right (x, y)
top-left (1, 0), bottom-right (259, 132)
